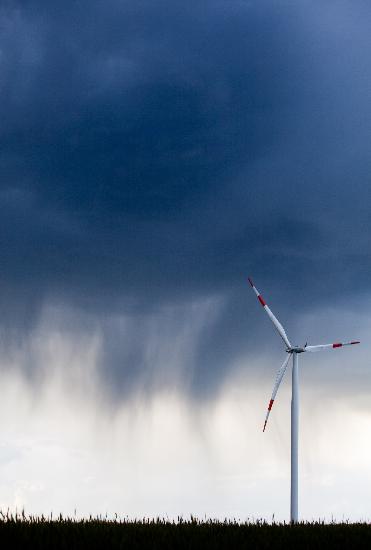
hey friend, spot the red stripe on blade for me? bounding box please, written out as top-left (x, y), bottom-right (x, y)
top-left (258, 295), bottom-right (266, 307)
top-left (333, 343), bottom-right (342, 348)
top-left (268, 399), bottom-right (274, 411)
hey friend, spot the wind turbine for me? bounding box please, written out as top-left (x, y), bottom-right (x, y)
top-left (248, 277), bottom-right (360, 523)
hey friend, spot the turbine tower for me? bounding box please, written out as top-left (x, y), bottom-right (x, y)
top-left (248, 277), bottom-right (360, 523)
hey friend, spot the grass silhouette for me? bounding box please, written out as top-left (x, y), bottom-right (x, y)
top-left (0, 512), bottom-right (370, 549)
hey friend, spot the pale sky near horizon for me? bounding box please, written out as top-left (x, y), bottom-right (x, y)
top-left (0, 299), bottom-right (369, 522)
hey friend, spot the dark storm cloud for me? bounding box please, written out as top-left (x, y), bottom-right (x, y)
top-left (0, 1), bottom-right (370, 393)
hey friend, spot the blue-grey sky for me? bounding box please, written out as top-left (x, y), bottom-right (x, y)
top-left (0, 0), bottom-right (371, 520)
top-left (2, 0), bottom-right (371, 391)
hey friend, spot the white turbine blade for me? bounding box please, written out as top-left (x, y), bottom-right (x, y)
top-left (248, 277), bottom-right (291, 349)
top-left (305, 340), bottom-right (360, 352)
top-left (263, 354), bottom-right (291, 432)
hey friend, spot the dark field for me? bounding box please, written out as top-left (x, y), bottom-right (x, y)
top-left (0, 515), bottom-right (371, 549)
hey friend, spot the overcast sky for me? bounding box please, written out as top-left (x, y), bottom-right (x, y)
top-left (0, 0), bottom-right (371, 522)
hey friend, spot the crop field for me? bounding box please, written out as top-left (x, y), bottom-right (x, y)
top-left (0, 514), bottom-right (371, 549)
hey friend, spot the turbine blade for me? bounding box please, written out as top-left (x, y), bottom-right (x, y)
top-left (263, 354), bottom-right (291, 432)
top-left (305, 341), bottom-right (360, 352)
top-left (248, 277), bottom-right (291, 349)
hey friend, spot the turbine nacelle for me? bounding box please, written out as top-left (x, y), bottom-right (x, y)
top-left (287, 346), bottom-right (306, 354)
